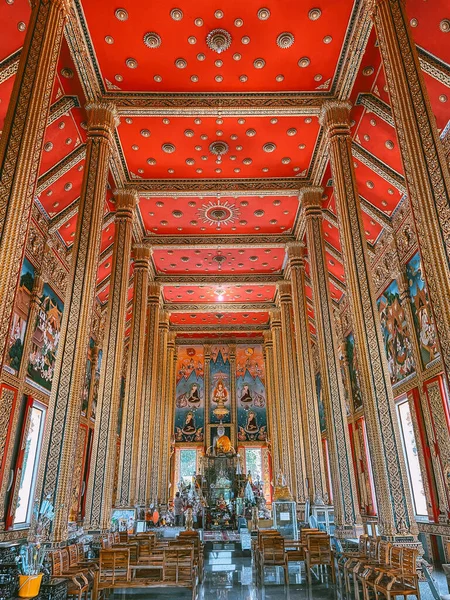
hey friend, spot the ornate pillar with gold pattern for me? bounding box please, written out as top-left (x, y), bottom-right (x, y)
top-left (229, 344), bottom-right (237, 449)
top-left (276, 283), bottom-right (307, 503)
top-left (320, 101), bottom-right (418, 543)
top-left (301, 187), bottom-right (362, 536)
top-left (286, 242), bottom-right (327, 506)
top-left (116, 245), bottom-right (151, 507)
top-left (204, 345), bottom-right (211, 431)
top-left (159, 330), bottom-right (176, 504)
top-left (149, 310), bottom-right (170, 504)
top-left (263, 330), bottom-right (280, 475)
top-left (136, 281), bottom-right (160, 506)
top-left (0, 0), bottom-right (68, 369)
top-left (84, 188), bottom-right (136, 530)
top-left (38, 102), bottom-right (119, 541)
top-left (269, 310), bottom-right (294, 490)
top-left (369, 0), bottom-right (450, 384)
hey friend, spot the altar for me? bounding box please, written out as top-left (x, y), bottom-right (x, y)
top-left (201, 455), bottom-right (245, 530)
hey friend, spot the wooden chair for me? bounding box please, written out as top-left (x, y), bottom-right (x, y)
top-left (258, 535), bottom-right (288, 585)
top-left (50, 551), bottom-right (89, 600)
top-left (254, 531), bottom-right (281, 574)
top-left (375, 547), bottom-right (420, 600)
top-left (98, 548), bottom-right (131, 586)
top-left (358, 540), bottom-right (391, 600)
top-left (340, 535), bottom-right (369, 593)
top-left (163, 548), bottom-right (198, 600)
top-left (305, 534), bottom-right (335, 585)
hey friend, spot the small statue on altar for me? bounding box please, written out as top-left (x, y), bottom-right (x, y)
top-left (273, 472), bottom-right (293, 501)
top-left (215, 425), bottom-right (232, 454)
top-left (216, 494), bottom-right (227, 511)
top-left (251, 505), bottom-right (259, 531)
top-left (185, 507), bottom-right (194, 531)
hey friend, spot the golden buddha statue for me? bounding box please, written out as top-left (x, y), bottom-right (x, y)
top-left (273, 473), bottom-right (293, 501)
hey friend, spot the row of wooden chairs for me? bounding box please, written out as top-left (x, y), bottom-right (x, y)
top-left (339, 535), bottom-right (420, 600)
top-left (255, 528), bottom-right (335, 585)
top-left (50, 545), bottom-right (98, 600)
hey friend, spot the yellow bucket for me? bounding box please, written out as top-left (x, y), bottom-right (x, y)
top-left (18, 574), bottom-right (43, 598)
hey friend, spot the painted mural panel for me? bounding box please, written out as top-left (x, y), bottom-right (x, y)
top-left (315, 372), bottom-right (326, 433)
top-left (174, 346), bottom-right (205, 442)
top-left (345, 333), bottom-right (363, 411)
top-left (81, 338), bottom-right (95, 417)
top-left (406, 252), bottom-right (439, 367)
top-left (209, 345), bottom-right (231, 424)
top-left (90, 349), bottom-right (103, 422)
top-left (27, 283), bottom-right (63, 391)
top-left (236, 345), bottom-right (267, 442)
top-left (5, 258), bottom-right (35, 373)
top-left (377, 279), bottom-right (416, 385)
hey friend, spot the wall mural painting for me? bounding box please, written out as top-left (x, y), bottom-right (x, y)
top-left (209, 345), bottom-right (231, 425)
top-left (174, 346), bottom-right (205, 442)
top-left (236, 345), bottom-right (267, 442)
top-left (377, 279), bottom-right (416, 385)
top-left (90, 349), bottom-right (103, 422)
top-left (27, 283), bottom-right (63, 391)
top-left (81, 338), bottom-right (95, 417)
top-left (406, 252), bottom-right (439, 367)
top-left (315, 372), bottom-right (326, 433)
top-left (345, 333), bottom-right (363, 411)
top-left (5, 258), bottom-right (35, 373)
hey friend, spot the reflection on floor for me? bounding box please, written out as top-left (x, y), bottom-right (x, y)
top-left (112, 552), bottom-right (448, 600)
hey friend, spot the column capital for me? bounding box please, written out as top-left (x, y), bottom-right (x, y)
top-left (159, 309), bottom-right (170, 327)
top-left (299, 186), bottom-right (324, 211)
top-left (263, 330), bottom-right (273, 348)
top-left (319, 100), bottom-right (352, 134)
top-left (114, 187), bottom-right (139, 210)
top-left (86, 101), bottom-right (120, 135)
top-left (167, 331), bottom-right (176, 348)
top-left (148, 281), bottom-right (161, 303)
top-left (286, 241), bottom-right (305, 266)
top-left (204, 344), bottom-right (211, 358)
top-left (277, 280), bottom-right (292, 303)
top-left (270, 308), bottom-right (282, 328)
top-left (133, 243), bottom-right (152, 265)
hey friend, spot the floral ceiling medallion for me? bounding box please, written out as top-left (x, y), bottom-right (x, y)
top-left (143, 32), bottom-right (161, 49)
top-left (197, 199), bottom-right (240, 229)
top-left (209, 140), bottom-right (229, 162)
top-left (206, 28), bottom-right (232, 54)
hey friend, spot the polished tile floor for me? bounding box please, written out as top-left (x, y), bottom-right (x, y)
top-left (112, 551), bottom-right (448, 600)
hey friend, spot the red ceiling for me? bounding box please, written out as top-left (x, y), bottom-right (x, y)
top-left (0, 0), bottom-right (29, 61)
top-left (118, 116), bottom-right (319, 179)
top-left (153, 247), bottom-right (285, 274)
top-left (140, 194), bottom-right (298, 234)
top-left (37, 161), bottom-right (85, 218)
top-left (170, 312), bottom-right (269, 325)
top-left (163, 284), bottom-right (276, 303)
top-left (39, 116), bottom-right (83, 176)
top-left (81, 0), bottom-right (354, 92)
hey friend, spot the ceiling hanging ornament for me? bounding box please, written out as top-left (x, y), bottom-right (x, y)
top-left (209, 140), bottom-right (229, 162)
top-left (206, 28), bottom-right (232, 54)
top-left (276, 32), bottom-right (294, 49)
top-left (197, 198), bottom-right (240, 230)
top-left (143, 32), bottom-right (161, 48)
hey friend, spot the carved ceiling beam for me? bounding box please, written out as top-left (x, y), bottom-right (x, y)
top-left (96, 273), bottom-right (134, 298)
top-left (304, 274), bottom-right (339, 308)
top-left (355, 93), bottom-right (394, 126)
top-left (359, 195), bottom-right (393, 231)
top-left (36, 144), bottom-right (86, 195)
top-left (322, 208), bottom-right (339, 228)
top-left (175, 336), bottom-right (264, 345)
top-left (48, 198), bottom-right (80, 233)
top-left (99, 245), bottom-right (114, 265)
top-left (328, 272), bottom-right (346, 294)
top-left (144, 234), bottom-right (294, 249)
top-left (351, 142), bottom-right (407, 194)
top-left (163, 302), bottom-right (276, 313)
top-left (129, 178), bottom-right (304, 195)
top-left (324, 241), bottom-right (343, 263)
top-left (0, 48), bottom-right (21, 84)
top-left (48, 95), bottom-right (80, 125)
top-left (417, 46), bottom-right (450, 88)
top-left (155, 273), bottom-right (282, 285)
top-left (106, 91), bottom-right (325, 116)
top-left (170, 323), bottom-right (269, 333)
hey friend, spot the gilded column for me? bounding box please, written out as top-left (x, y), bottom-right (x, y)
top-left (204, 345), bottom-right (211, 444)
top-left (116, 245), bottom-right (151, 507)
top-left (287, 243), bottom-right (327, 505)
top-left (301, 187), bottom-right (362, 537)
top-left (149, 310), bottom-right (170, 504)
top-left (38, 103), bottom-right (118, 541)
top-left (0, 0), bottom-right (68, 368)
top-left (320, 101), bottom-right (418, 542)
top-left (229, 344), bottom-right (237, 448)
top-left (263, 330), bottom-right (280, 475)
top-left (370, 0), bottom-right (450, 383)
top-left (84, 188), bottom-right (136, 529)
top-left (136, 281), bottom-right (161, 506)
top-left (168, 343), bottom-right (178, 496)
top-left (269, 310), bottom-right (293, 488)
top-left (159, 330), bottom-right (176, 504)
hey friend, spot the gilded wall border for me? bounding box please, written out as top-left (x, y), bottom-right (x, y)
top-left (144, 234), bottom-right (295, 248)
top-left (164, 303), bottom-right (276, 313)
top-left (127, 177), bottom-right (306, 194)
top-left (155, 274), bottom-right (282, 285)
top-left (174, 337), bottom-right (263, 346)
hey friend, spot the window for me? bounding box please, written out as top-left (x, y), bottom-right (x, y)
top-left (179, 449), bottom-right (197, 486)
top-left (396, 399), bottom-right (428, 517)
top-left (245, 448), bottom-right (263, 482)
top-left (13, 401), bottom-right (46, 527)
